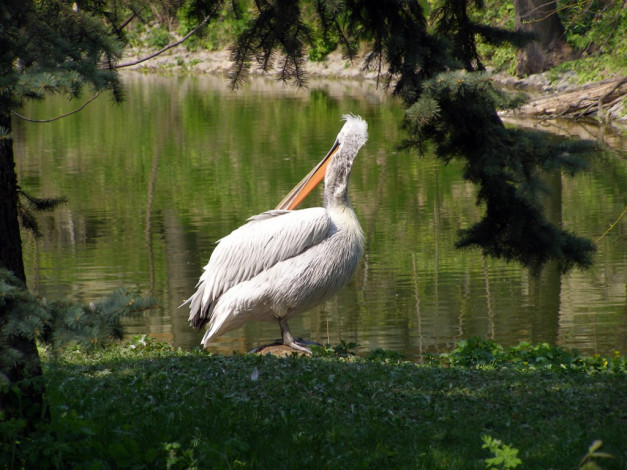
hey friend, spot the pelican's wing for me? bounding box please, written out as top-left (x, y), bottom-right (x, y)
top-left (186, 207), bottom-right (330, 327)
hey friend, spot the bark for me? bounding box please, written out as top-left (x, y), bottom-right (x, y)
top-left (0, 112), bottom-right (25, 282)
top-left (514, 0), bottom-right (575, 76)
top-left (0, 110), bottom-right (48, 427)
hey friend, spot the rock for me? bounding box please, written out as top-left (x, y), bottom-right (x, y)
top-left (250, 344), bottom-right (309, 357)
top-left (248, 339), bottom-right (321, 357)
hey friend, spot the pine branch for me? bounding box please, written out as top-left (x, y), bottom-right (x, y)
top-left (229, 23), bottom-right (257, 89)
top-left (0, 269), bottom-right (51, 376)
top-left (18, 190), bottom-right (67, 211)
top-left (45, 288), bottom-right (157, 351)
top-left (474, 23), bottom-right (534, 48)
top-left (402, 69), bottom-right (600, 273)
top-left (229, 0), bottom-right (311, 89)
top-left (16, 189), bottom-right (67, 237)
top-left (17, 206), bottom-right (41, 238)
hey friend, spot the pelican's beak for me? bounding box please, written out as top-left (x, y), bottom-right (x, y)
top-left (275, 139), bottom-right (340, 210)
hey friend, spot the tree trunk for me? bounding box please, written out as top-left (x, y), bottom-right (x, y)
top-left (514, 0), bottom-right (575, 77)
top-left (0, 110), bottom-right (48, 428)
top-left (0, 113), bottom-right (25, 282)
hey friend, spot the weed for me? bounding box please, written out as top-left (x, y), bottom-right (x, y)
top-left (442, 337), bottom-right (505, 367)
top-left (482, 435), bottom-right (522, 469)
top-left (367, 347), bottom-right (405, 363)
top-left (441, 338), bottom-right (626, 373)
top-left (147, 26), bottom-right (173, 49)
top-left (308, 32), bottom-right (338, 62)
top-left (579, 440), bottom-right (614, 470)
top-left (311, 339), bottom-right (359, 358)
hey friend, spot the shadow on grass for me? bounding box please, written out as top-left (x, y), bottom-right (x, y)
top-left (4, 338), bottom-right (626, 469)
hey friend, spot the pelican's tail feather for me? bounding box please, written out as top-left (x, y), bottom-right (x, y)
top-left (183, 283), bottom-right (211, 330)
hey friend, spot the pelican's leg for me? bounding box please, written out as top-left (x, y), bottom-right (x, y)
top-left (279, 318), bottom-right (312, 355)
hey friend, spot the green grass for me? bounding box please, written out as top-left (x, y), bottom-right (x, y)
top-left (3, 337), bottom-right (626, 469)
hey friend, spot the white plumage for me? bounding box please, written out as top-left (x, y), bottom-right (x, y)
top-left (183, 114), bottom-right (368, 352)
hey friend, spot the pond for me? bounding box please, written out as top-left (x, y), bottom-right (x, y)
top-left (13, 72), bottom-right (626, 360)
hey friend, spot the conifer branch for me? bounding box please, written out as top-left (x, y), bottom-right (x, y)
top-left (114, 15), bottom-right (212, 69)
top-left (11, 92), bottom-right (101, 123)
top-left (18, 189), bottom-right (67, 211)
top-left (16, 189), bottom-right (67, 237)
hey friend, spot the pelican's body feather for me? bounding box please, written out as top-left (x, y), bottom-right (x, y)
top-left (184, 114), bottom-right (368, 351)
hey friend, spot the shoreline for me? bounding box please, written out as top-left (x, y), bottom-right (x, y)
top-left (120, 46), bottom-right (627, 128)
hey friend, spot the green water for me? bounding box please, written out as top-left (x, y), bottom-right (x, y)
top-left (13, 72), bottom-right (626, 359)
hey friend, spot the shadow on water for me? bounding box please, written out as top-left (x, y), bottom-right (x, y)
top-left (14, 72), bottom-right (627, 360)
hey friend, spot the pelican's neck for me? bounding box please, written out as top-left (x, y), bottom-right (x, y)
top-left (323, 155), bottom-right (352, 209)
top-left (322, 115), bottom-right (367, 209)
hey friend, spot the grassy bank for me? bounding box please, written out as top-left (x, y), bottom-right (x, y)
top-left (4, 338), bottom-right (626, 469)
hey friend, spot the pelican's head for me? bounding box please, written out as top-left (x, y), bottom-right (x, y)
top-left (276, 114), bottom-right (368, 210)
top-left (335, 114), bottom-right (369, 159)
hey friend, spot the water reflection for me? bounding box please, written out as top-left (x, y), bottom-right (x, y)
top-left (14, 72), bottom-right (627, 359)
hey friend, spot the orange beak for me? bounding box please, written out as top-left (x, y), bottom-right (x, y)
top-left (275, 140), bottom-right (340, 210)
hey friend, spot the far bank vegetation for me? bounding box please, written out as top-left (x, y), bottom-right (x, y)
top-left (123, 1), bottom-right (627, 124)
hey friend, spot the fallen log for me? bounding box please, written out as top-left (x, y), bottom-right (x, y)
top-left (502, 77), bottom-right (627, 123)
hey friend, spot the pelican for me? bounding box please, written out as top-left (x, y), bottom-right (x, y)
top-left (183, 114), bottom-right (368, 353)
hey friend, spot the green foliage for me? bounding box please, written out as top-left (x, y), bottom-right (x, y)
top-left (551, 54), bottom-right (626, 86)
top-left (177, 2), bottom-right (252, 52)
top-left (310, 339), bottom-right (359, 358)
top-left (579, 440), bottom-right (614, 470)
top-left (550, 0), bottom-right (627, 84)
top-left (1, 0), bottom-right (126, 110)
top-left (367, 347), bottom-right (405, 363)
top-left (482, 435), bottom-right (522, 469)
top-left (147, 25), bottom-right (174, 49)
top-left (311, 342), bottom-right (407, 362)
top-left (0, 270), bottom-right (50, 386)
top-left (431, 0), bottom-right (530, 72)
top-left (44, 289), bottom-right (156, 352)
top-left (470, 1), bottom-right (517, 74)
top-left (560, 0), bottom-right (626, 56)
top-left (473, 0), bottom-right (627, 82)
top-left (0, 270), bottom-right (156, 467)
top-left (441, 337), bottom-right (626, 374)
top-left (1, 337), bottom-right (622, 468)
top-left (308, 30), bottom-right (339, 62)
top-left (404, 70), bottom-right (599, 273)
top-left (330, 339), bottom-right (358, 357)
top-left (477, 42), bottom-right (517, 75)
top-left (229, 0), bottom-right (313, 88)
top-left (444, 337), bottom-right (505, 367)
top-left (0, 268), bottom-right (156, 375)
top-left (16, 189), bottom-right (66, 237)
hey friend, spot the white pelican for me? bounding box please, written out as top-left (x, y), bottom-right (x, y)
top-left (183, 114), bottom-right (368, 353)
